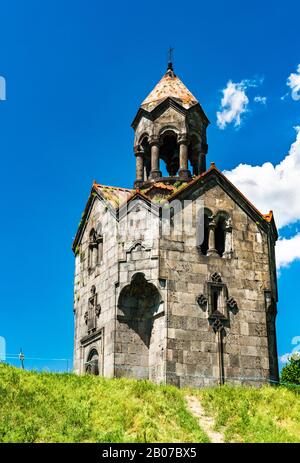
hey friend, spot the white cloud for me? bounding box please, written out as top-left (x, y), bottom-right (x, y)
top-left (0, 76), bottom-right (6, 101)
top-left (224, 126), bottom-right (300, 268)
top-left (276, 234), bottom-right (300, 268)
top-left (217, 80), bottom-right (249, 129)
top-left (217, 79), bottom-right (262, 129)
top-left (254, 95), bottom-right (267, 105)
top-left (224, 126), bottom-right (300, 229)
top-left (279, 337), bottom-right (300, 364)
top-left (287, 64), bottom-right (300, 101)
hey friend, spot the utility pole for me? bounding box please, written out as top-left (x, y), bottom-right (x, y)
top-left (19, 348), bottom-right (25, 370)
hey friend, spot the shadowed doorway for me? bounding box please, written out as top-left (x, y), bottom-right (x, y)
top-left (117, 273), bottom-right (161, 379)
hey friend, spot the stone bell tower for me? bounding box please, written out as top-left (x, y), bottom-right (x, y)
top-left (72, 61), bottom-right (279, 387)
top-left (132, 61), bottom-right (209, 186)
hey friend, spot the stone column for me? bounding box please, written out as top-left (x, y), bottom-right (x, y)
top-left (149, 137), bottom-right (162, 179)
top-left (207, 219), bottom-right (218, 256)
top-left (223, 219), bottom-right (232, 258)
top-left (134, 146), bottom-right (144, 187)
top-left (178, 135), bottom-right (191, 179)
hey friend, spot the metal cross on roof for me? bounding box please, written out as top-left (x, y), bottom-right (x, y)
top-left (168, 46), bottom-right (174, 64)
top-left (167, 47), bottom-right (174, 71)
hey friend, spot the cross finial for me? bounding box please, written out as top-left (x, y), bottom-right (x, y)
top-left (167, 46), bottom-right (174, 71)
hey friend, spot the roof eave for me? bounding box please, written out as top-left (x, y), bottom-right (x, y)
top-left (72, 184), bottom-right (120, 252)
top-left (72, 187), bottom-right (96, 252)
top-left (131, 97), bottom-right (209, 130)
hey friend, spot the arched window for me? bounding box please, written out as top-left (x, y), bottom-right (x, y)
top-left (140, 136), bottom-right (151, 180)
top-left (215, 218), bottom-right (226, 257)
top-left (160, 131), bottom-right (179, 176)
top-left (85, 348), bottom-right (99, 375)
top-left (199, 209), bottom-right (212, 255)
top-left (215, 212), bottom-right (232, 258)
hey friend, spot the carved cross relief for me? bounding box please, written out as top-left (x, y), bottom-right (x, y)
top-left (196, 272), bottom-right (239, 385)
top-left (84, 285), bottom-right (101, 334)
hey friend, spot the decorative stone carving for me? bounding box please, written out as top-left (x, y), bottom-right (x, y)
top-left (212, 318), bottom-right (225, 333)
top-left (131, 242), bottom-right (143, 252)
top-left (196, 294), bottom-right (208, 309)
top-left (95, 305), bottom-right (101, 317)
top-left (210, 272), bottom-right (222, 283)
top-left (227, 296), bottom-right (238, 312)
top-left (85, 286), bottom-right (101, 333)
top-left (159, 278), bottom-right (167, 288)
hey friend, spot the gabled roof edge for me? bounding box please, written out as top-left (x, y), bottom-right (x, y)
top-left (72, 184), bottom-right (119, 252)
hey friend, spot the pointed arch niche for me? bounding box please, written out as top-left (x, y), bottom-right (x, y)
top-left (116, 273), bottom-right (165, 381)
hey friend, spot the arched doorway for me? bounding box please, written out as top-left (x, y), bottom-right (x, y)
top-left (85, 348), bottom-right (99, 375)
top-left (117, 273), bottom-right (162, 379)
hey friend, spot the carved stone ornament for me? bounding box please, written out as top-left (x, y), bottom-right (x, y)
top-left (210, 272), bottom-right (222, 283)
top-left (212, 318), bottom-right (225, 333)
top-left (196, 294), bottom-right (208, 309)
top-left (227, 297), bottom-right (238, 310)
top-left (91, 285), bottom-right (96, 295)
top-left (95, 304), bottom-right (101, 317)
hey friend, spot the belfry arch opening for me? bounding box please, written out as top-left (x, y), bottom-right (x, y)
top-left (160, 131), bottom-right (179, 176)
top-left (140, 136), bottom-right (151, 180)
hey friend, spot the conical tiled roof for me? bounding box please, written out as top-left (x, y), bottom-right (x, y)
top-left (141, 65), bottom-right (198, 111)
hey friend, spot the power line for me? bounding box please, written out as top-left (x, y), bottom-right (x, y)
top-left (6, 354), bottom-right (71, 361)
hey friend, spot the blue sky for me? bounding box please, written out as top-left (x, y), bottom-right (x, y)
top-left (0, 0), bottom-right (299, 371)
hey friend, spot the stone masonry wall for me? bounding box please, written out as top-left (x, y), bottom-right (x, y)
top-left (159, 182), bottom-right (277, 387)
top-left (73, 197), bottom-right (118, 377)
top-left (73, 181), bottom-right (278, 387)
top-left (114, 201), bottom-right (166, 382)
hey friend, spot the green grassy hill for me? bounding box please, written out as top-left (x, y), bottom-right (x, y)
top-left (0, 363), bottom-right (299, 443)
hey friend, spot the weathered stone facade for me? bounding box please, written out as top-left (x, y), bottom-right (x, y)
top-left (73, 63), bottom-right (279, 386)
